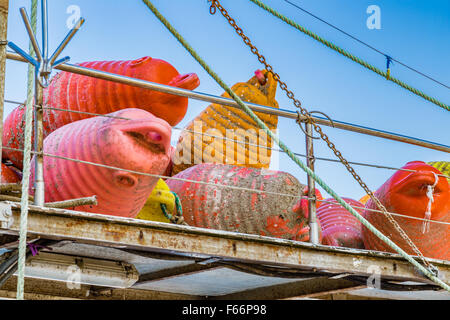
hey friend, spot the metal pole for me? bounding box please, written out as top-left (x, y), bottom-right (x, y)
top-left (0, 0), bottom-right (9, 182)
top-left (33, 74), bottom-right (44, 206)
top-left (32, 0), bottom-right (47, 207)
top-left (41, 0), bottom-right (48, 61)
top-left (305, 122), bottom-right (319, 244)
top-left (5, 51), bottom-right (450, 154)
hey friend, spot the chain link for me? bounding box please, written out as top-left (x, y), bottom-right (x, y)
top-left (208, 0), bottom-right (434, 271)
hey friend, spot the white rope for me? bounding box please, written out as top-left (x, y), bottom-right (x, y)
top-left (422, 172), bottom-right (439, 233)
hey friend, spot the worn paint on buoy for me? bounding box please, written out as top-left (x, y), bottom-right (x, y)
top-left (166, 163), bottom-right (311, 241)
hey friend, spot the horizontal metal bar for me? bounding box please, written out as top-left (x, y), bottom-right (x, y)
top-left (6, 51), bottom-right (449, 153)
top-left (297, 115), bottom-right (450, 153)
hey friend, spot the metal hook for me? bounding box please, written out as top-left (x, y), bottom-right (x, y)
top-left (296, 110), bottom-right (336, 140)
top-left (296, 111), bottom-right (319, 140)
top-left (308, 110), bottom-right (336, 128)
top-left (297, 119), bottom-right (319, 140)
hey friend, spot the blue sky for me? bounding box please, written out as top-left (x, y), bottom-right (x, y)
top-left (4, 0), bottom-right (450, 200)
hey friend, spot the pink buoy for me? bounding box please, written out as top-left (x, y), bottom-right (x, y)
top-left (30, 108), bottom-right (172, 218)
top-left (316, 198), bottom-right (365, 249)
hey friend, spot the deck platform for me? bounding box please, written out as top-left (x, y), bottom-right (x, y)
top-left (0, 202), bottom-right (448, 300)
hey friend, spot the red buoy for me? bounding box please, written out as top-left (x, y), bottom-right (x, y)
top-left (1, 163), bottom-right (21, 183)
top-left (363, 161), bottom-right (450, 260)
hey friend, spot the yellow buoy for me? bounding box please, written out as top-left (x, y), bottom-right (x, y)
top-left (136, 179), bottom-right (174, 223)
top-left (171, 70), bottom-right (279, 175)
top-left (359, 194), bottom-right (371, 205)
top-left (429, 161), bottom-right (450, 183)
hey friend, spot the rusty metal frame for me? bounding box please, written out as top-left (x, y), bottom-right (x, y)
top-left (0, 202), bottom-right (448, 288)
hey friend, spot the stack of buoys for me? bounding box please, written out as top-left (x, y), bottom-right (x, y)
top-left (3, 56), bottom-right (200, 169)
top-left (2, 56), bottom-right (200, 219)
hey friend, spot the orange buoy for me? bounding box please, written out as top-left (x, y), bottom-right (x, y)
top-left (362, 161), bottom-right (450, 260)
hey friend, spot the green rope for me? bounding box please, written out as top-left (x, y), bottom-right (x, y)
top-left (160, 191), bottom-right (183, 223)
top-left (141, 0), bottom-right (450, 292)
top-left (248, 0), bottom-right (449, 112)
top-left (16, 0), bottom-right (38, 301)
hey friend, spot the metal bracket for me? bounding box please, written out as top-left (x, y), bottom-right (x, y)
top-left (0, 203), bottom-right (13, 229)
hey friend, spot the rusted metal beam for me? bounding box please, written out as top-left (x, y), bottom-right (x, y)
top-left (211, 277), bottom-right (365, 300)
top-left (1, 202), bottom-right (449, 287)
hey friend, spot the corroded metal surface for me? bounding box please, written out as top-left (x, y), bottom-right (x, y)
top-left (167, 163), bottom-right (308, 241)
top-left (1, 201), bottom-right (449, 286)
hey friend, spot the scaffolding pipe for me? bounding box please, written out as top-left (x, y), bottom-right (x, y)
top-left (5, 51), bottom-right (449, 154)
top-left (305, 122), bottom-right (319, 244)
top-left (33, 75), bottom-right (44, 206)
top-left (0, 0), bottom-right (9, 183)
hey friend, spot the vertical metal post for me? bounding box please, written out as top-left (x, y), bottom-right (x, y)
top-left (33, 0), bottom-right (46, 206)
top-left (0, 0), bottom-right (9, 181)
top-left (306, 122), bottom-right (319, 244)
top-left (33, 75), bottom-right (44, 206)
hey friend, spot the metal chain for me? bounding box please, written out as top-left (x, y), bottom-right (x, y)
top-left (208, 0), bottom-right (435, 271)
